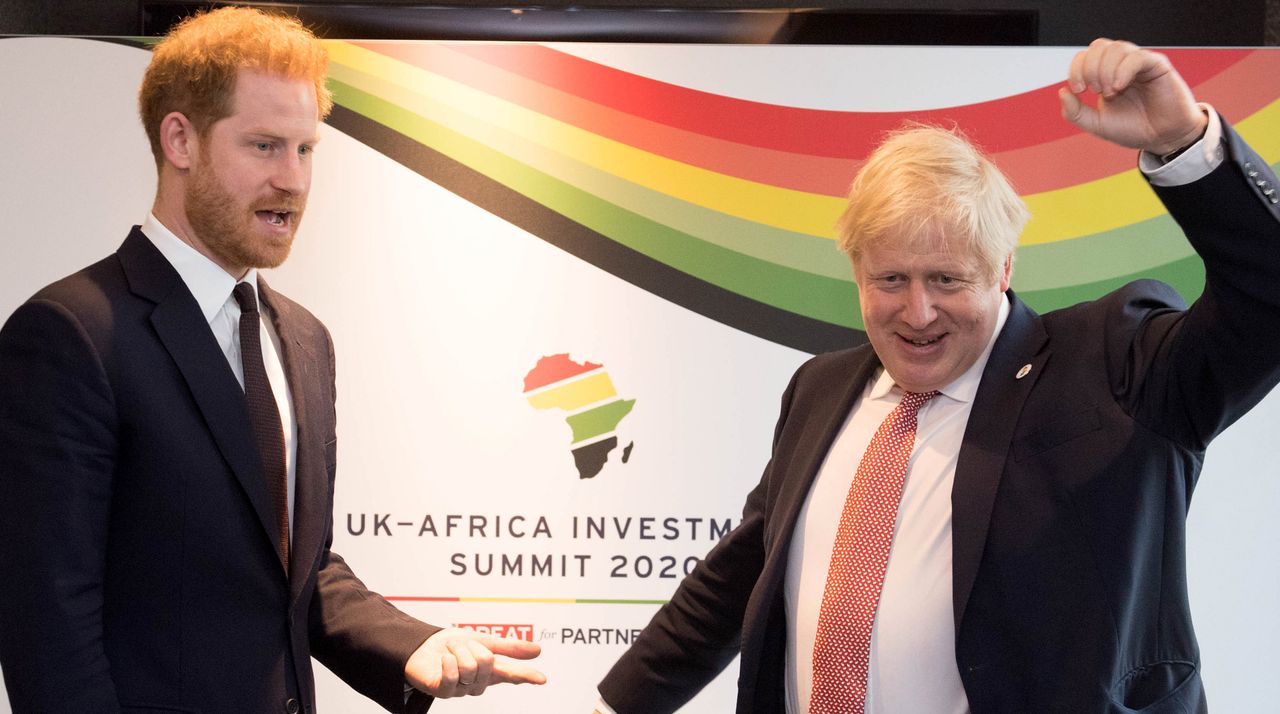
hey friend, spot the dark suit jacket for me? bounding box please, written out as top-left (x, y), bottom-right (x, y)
top-left (599, 122), bottom-right (1280, 713)
top-left (0, 230), bottom-right (440, 713)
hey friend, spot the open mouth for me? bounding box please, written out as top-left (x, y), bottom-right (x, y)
top-left (901, 334), bottom-right (944, 347)
top-left (257, 210), bottom-right (291, 227)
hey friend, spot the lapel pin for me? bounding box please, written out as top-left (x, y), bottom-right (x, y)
top-left (1016, 363), bottom-right (1032, 380)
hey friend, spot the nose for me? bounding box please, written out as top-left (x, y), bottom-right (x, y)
top-left (271, 151), bottom-right (309, 196)
top-left (902, 282), bottom-right (937, 330)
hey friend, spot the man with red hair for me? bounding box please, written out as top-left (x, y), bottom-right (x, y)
top-left (0, 8), bottom-right (543, 713)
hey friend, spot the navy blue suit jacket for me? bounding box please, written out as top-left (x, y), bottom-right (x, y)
top-left (0, 230), bottom-right (439, 713)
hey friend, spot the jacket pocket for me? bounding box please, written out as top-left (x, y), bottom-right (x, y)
top-left (324, 437), bottom-right (337, 477)
top-left (1013, 404), bottom-right (1102, 461)
top-left (1112, 660), bottom-right (1204, 713)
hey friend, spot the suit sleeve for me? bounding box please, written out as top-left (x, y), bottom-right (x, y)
top-left (0, 299), bottom-right (121, 712)
top-left (306, 326), bottom-right (441, 714)
top-left (1124, 118), bottom-right (1280, 451)
top-left (597, 367), bottom-right (803, 713)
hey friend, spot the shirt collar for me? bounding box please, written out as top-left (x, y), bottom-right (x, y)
top-left (869, 291), bottom-right (1012, 404)
top-left (141, 213), bottom-right (259, 322)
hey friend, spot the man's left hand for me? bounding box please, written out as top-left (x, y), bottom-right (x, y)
top-left (405, 627), bottom-right (546, 698)
top-left (1059, 38), bottom-right (1208, 156)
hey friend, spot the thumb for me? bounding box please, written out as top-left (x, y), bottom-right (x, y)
top-left (1058, 86), bottom-right (1099, 135)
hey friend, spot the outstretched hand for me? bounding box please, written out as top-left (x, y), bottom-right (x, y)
top-left (1059, 38), bottom-right (1208, 156)
top-left (405, 627), bottom-right (546, 698)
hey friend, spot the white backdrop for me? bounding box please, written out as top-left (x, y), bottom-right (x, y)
top-left (0, 37), bottom-right (1277, 713)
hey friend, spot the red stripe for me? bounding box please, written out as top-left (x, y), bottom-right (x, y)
top-left (348, 43), bottom-right (1270, 197)
top-left (443, 45), bottom-right (1250, 159)
top-left (993, 50), bottom-right (1280, 195)
top-left (522, 353), bottom-right (602, 392)
top-left (356, 42), bottom-right (861, 196)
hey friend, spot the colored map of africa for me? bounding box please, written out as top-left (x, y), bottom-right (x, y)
top-left (523, 354), bottom-right (635, 479)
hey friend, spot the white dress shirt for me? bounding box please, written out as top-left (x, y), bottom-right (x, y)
top-left (784, 297), bottom-right (1009, 714)
top-left (141, 213), bottom-right (298, 539)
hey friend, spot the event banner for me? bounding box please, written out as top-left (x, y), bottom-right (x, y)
top-left (1, 37), bottom-right (1278, 713)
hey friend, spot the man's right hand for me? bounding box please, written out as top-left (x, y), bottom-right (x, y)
top-left (1059, 38), bottom-right (1208, 156)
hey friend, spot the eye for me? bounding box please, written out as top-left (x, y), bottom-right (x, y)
top-left (298, 144), bottom-right (313, 157)
top-left (939, 274), bottom-right (956, 284)
top-left (253, 141), bottom-right (273, 152)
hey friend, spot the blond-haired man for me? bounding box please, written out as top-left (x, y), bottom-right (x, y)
top-left (0, 8), bottom-right (542, 713)
top-left (596, 40), bottom-right (1280, 714)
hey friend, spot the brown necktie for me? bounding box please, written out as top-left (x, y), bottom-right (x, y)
top-left (232, 282), bottom-right (289, 571)
top-left (810, 390), bottom-right (939, 713)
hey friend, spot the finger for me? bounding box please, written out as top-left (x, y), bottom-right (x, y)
top-left (1097, 40), bottom-right (1138, 98)
top-left (439, 651), bottom-right (460, 698)
top-left (490, 661), bottom-right (548, 686)
top-left (1095, 41), bottom-right (1122, 98)
top-left (1127, 48), bottom-right (1174, 88)
top-left (448, 639), bottom-right (479, 690)
top-left (1058, 86), bottom-right (1099, 134)
top-left (1067, 49), bottom-right (1087, 94)
top-left (1081, 37), bottom-right (1113, 94)
top-left (471, 632), bottom-right (543, 659)
top-left (465, 638), bottom-right (495, 696)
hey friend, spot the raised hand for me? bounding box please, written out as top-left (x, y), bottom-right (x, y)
top-left (1059, 38), bottom-right (1208, 156)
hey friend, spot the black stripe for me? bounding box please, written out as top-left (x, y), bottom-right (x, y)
top-left (326, 104), bottom-right (866, 355)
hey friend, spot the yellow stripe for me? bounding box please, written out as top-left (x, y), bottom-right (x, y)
top-left (459, 597), bottom-right (578, 604)
top-left (1237, 97), bottom-right (1280, 159)
top-left (525, 373), bottom-right (617, 411)
top-left (1020, 98), bottom-right (1280, 246)
top-left (327, 42), bottom-right (843, 238)
top-left (1019, 171), bottom-right (1161, 246)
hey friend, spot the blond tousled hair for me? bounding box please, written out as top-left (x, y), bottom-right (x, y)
top-left (836, 124), bottom-right (1029, 283)
top-left (138, 6), bottom-right (333, 168)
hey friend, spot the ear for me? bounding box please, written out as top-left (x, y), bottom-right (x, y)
top-left (158, 111), bottom-right (198, 170)
top-left (998, 253), bottom-right (1014, 292)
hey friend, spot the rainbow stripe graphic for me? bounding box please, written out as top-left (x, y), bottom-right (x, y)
top-left (321, 43), bottom-right (1280, 353)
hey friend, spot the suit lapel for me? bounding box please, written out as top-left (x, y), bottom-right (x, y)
top-left (258, 278), bottom-right (328, 599)
top-left (738, 348), bottom-right (880, 709)
top-left (768, 351), bottom-right (881, 555)
top-left (951, 291), bottom-right (1049, 631)
top-left (118, 229), bottom-right (281, 561)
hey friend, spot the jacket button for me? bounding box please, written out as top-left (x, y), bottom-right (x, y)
top-left (285, 698), bottom-right (300, 714)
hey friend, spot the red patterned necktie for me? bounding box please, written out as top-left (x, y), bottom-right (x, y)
top-left (810, 390), bottom-right (939, 713)
top-left (233, 282), bottom-right (290, 572)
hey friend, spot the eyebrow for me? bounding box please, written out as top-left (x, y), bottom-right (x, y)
top-left (243, 131), bottom-right (322, 145)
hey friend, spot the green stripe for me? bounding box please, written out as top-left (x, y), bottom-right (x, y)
top-left (1015, 214), bottom-right (1194, 290)
top-left (521, 143), bottom-right (851, 280)
top-left (332, 79), bottom-right (861, 329)
top-left (565, 400), bottom-right (636, 443)
top-left (1016, 254), bottom-right (1205, 313)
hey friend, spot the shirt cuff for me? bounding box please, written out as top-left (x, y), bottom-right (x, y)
top-left (595, 694), bottom-right (620, 714)
top-left (1140, 103), bottom-right (1225, 187)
